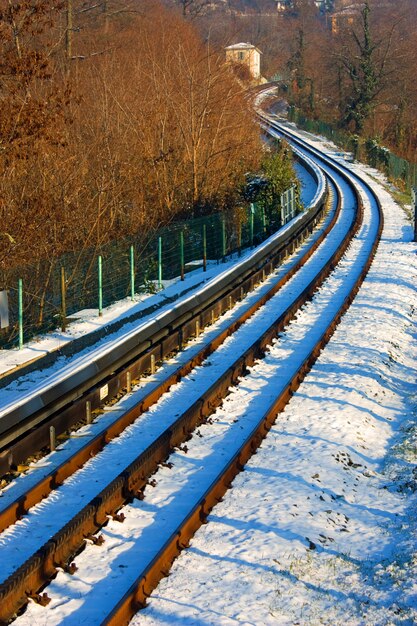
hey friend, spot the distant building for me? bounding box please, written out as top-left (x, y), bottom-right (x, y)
top-left (275, 0), bottom-right (327, 11)
top-left (330, 4), bottom-right (360, 33)
top-left (225, 43), bottom-right (262, 80)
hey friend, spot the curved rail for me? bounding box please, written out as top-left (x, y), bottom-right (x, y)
top-left (0, 174), bottom-right (336, 534)
top-left (0, 135), bottom-right (378, 623)
top-left (101, 114), bottom-right (384, 625)
top-left (0, 151), bottom-right (326, 478)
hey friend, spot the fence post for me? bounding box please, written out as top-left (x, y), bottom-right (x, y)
top-left (18, 278), bottom-right (23, 349)
top-left (290, 186), bottom-right (295, 220)
top-left (61, 266), bottom-right (67, 331)
top-left (412, 188), bottom-right (417, 243)
top-left (98, 255), bottom-right (103, 317)
top-left (415, 197), bottom-right (417, 244)
top-left (250, 203), bottom-right (255, 247)
top-left (222, 218), bottom-right (226, 262)
top-left (280, 191), bottom-right (286, 226)
top-left (158, 236), bottom-right (163, 289)
top-left (130, 245), bottom-right (135, 300)
top-left (202, 224), bottom-right (207, 272)
top-left (180, 231), bottom-right (185, 281)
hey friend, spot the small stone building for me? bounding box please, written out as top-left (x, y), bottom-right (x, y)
top-left (225, 43), bottom-right (261, 80)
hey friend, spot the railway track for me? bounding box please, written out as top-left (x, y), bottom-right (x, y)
top-left (0, 112), bottom-right (383, 625)
top-left (0, 151), bottom-right (328, 515)
top-left (0, 149), bottom-right (325, 478)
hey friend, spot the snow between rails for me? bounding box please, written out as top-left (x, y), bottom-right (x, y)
top-left (131, 139), bottom-right (417, 626)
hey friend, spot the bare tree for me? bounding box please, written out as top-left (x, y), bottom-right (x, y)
top-left (336, 2), bottom-right (395, 133)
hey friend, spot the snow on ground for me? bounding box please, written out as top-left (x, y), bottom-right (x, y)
top-left (11, 135), bottom-right (374, 624)
top-left (3, 115), bottom-right (416, 625)
top-left (124, 136), bottom-right (417, 625)
top-left (294, 161), bottom-right (317, 207)
top-left (12, 130), bottom-right (417, 626)
top-left (0, 168), bottom-right (340, 581)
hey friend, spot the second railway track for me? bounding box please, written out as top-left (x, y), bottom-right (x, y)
top-left (0, 149), bottom-right (326, 476)
top-left (0, 113), bottom-right (383, 625)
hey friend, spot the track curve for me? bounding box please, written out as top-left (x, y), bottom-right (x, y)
top-left (0, 104), bottom-right (383, 625)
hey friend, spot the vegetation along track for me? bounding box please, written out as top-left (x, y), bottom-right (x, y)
top-left (0, 119), bottom-right (382, 624)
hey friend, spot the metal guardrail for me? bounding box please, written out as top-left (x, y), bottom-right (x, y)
top-left (0, 150), bottom-right (327, 467)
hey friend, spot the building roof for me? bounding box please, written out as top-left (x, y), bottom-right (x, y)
top-left (225, 42), bottom-right (262, 54)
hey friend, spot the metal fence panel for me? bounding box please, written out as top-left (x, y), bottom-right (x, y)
top-left (0, 195), bottom-right (299, 349)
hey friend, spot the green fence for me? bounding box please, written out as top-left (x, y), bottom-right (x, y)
top-left (288, 107), bottom-right (417, 191)
top-left (0, 197), bottom-right (297, 350)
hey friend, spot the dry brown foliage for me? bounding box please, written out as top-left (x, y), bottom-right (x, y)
top-left (0, 0), bottom-right (261, 273)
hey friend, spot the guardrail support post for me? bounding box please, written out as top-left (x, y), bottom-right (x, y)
top-left (126, 371), bottom-right (132, 393)
top-left (86, 401), bottom-right (92, 424)
top-left (50, 426), bottom-right (56, 452)
top-left (18, 278), bottom-right (23, 350)
top-left (98, 256), bottom-right (103, 317)
top-left (130, 245), bottom-right (135, 300)
top-left (151, 354), bottom-right (156, 374)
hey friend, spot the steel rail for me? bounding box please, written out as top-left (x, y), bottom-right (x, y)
top-left (101, 118), bottom-right (384, 625)
top-left (0, 152), bottom-right (326, 478)
top-left (0, 151), bottom-right (362, 624)
top-left (0, 177), bottom-right (335, 536)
